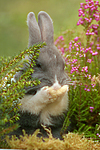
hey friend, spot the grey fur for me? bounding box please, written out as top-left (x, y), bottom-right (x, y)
top-left (38, 11), bottom-right (54, 45)
top-left (27, 12), bottom-right (42, 47)
top-left (11, 11), bottom-right (72, 139)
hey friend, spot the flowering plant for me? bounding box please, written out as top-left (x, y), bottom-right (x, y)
top-left (55, 0), bottom-right (100, 140)
top-left (0, 43), bottom-right (46, 148)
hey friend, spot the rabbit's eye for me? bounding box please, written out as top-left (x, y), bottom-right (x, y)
top-left (26, 89), bottom-right (37, 95)
top-left (36, 62), bottom-right (42, 68)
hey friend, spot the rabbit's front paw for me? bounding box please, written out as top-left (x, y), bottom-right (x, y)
top-left (40, 86), bottom-right (55, 103)
top-left (40, 85), bottom-right (69, 104)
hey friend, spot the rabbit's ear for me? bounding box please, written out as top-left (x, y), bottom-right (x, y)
top-left (38, 11), bottom-right (54, 46)
top-left (27, 12), bottom-right (42, 48)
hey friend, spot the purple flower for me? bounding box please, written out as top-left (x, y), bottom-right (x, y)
top-left (70, 66), bottom-right (79, 74)
top-left (92, 51), bottom-right (98, 56)
top-left (77, 18), bottom-right (84, 25)
top-left (97, 47), bottom-right (100, 50)
top-left (85, 85), bottom-right (88, 88)
top-left (82, 66), bottom-right (88, 72)
top-left (90, 106), bottom-right (94, 112)
top-left (88, 74), bottom-right (91, 79)
top-left (72, 59), bottom-right (78, 64)
top-left (87, 88), bottom-right (90, 91)
top-left (95, 1), bottom-right (99, 5)
top-left (91, 84), bottom-right (96, 88)
top-left (80, 3), bottom-right (84, 8)
top-left (84, 88), bottom-right (87, 91)
top-left (60, 47), bottom-right (65, 54)
top-left (74, 37), bottom-right (79, 42)
top-left (84, 86), bottom-right (91, 91)
top-left (87, 59), bottom-right (92, 63)
top-left (85, 48), bottom-right (89, 53)
top-left (85, 66), bottom-right (88, 72)
top-left (58, 35), bottom-right (64, 41)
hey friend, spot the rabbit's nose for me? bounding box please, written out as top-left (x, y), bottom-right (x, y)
top-left (52, 82), bottom-right (61, 90)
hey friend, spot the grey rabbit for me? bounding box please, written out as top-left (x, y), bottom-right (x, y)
top-left (9, 11), bottom-right (72, 139)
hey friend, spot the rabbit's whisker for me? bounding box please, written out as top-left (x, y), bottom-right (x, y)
top-left (65, 80), bottom-right (78, 85)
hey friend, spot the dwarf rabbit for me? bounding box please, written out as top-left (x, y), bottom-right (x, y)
top-left (9, 11), bottom-right (72, 139)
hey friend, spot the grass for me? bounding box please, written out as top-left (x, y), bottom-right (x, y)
top-left (0, 0), bottom-right (83, 56)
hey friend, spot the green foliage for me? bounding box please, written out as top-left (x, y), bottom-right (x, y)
top-left (56, 0), bottom-right (100, 141)
top-left (0, 42), bottom-right (45, 148)
top-left (0, 0), bottom-right (100, 148)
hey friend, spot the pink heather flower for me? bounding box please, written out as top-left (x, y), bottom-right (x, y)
top-left (87, 88), bottom-right (90, 92)
top-left (89, 47), bottom-right (92, 51)
top-left (89, 18), bottom-right (92, 22)
top-left (70, 66), bottom-right (79, 74)
top-left (80, 3), bottom-right (84, 8)
top-left (74, 37), bottom-right (79, 42)
top-left (88, 74), bottom-right (91, 79)
top-left (87, 59), bottom-right (92, 63)
top-left (54, 39), bottom-right (59, 45)
top-left (84, 4), bottom-right (89, 9)
top-left (97, 133), bottom-right (100, 138)
top-left (90, 50), bottom-right (93, 54)
top-left (79, 54), bottom-right (85, 57)
top-left (84, 88), bottom-right (87, 91)
top-left (85, 85), bottom-right (88, 88)
top-left (85, 17), bottom-right (89, 22)
top-left (82, 13), bottom-right (85, 17)
top-left (94, 30), bottom-right (98, 35)
top-left (77, 42), bottom-right (81, 46)
top-left (81, 66), bottom-right (88, 72)
top-left (69, 41), bottom-right (72, 45)
top-left (85, 74), bottom-right (88, 78)
top-left (86, 29), bottom-right (90, 35)
top-left (69, 42), bottom-right (72, 51)
top-left (60, 47), bottom-right (64, 54)
top-left (77, 18), bottom-right (84, 25)
top-left (80, 47), bottom-right (84, 52)
top-left (93, 13), bottom-right (100, 22)
top-left (97, 46), bottom-right (100, 50)
top-left (92, 24), bottom-right (99, 29)
top-left (85, 48), bottom-right (89, 53)
top-left (91, 84), bottom-right (96, 88)
top-left (76, 47), bottom-right (79, 51)
top-left (96, 44), bottom-right (99, 46)
top-left (89, 32), bottom-right (94, 35)
top-left (84, 87), bottom-right (91, 92)
top-left (84, 66), bottom-right (88, 72)
top-left (97, 37), bottom-right (100, 42)
top-left (90, 42), bottom-right (94, 46)
top-left (92, 51), bottom-right (98, 56)
top-left (58, 35), bottom-right (64, 41)
top-left (95, 1), bottom-right (99, 5)
top-left (65, 48), bottom-right (68, 51)
top-left (78, 8), bottom-right (85, 17)
top-left (85, 17), bottom-right (92, 23)
top-left (72, 59), bottom-right (78, 63)
top-left (76, 52), bottom-right (79, 55)
top-left (74, 43), bottom-right (78, 47)
top-left (90, 106), bottom-right (94, 112)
